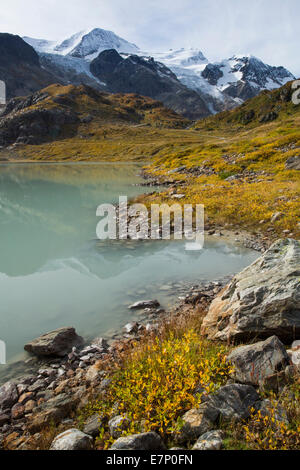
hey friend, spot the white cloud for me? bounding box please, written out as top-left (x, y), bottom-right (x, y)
top-left (0, 0), bottom-right (299, 75)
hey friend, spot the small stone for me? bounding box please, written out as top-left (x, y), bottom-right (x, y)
top-left (18, 392), bottom-right (35, 405)
top-left (28, 379), bottom-right (47, 393)
top-left (83, 414), bottom-right (102, 438)
top-left (92, 337), bottom-right (109, 351)
top-left (123, 322), bottom-right (140, 334)
top-left (108, 415), bottom-right (130, 439)
top-left (0, 381), bottom-right (18, 411)
top-left (0, 412), bottom-right (10, 426)
top-left (24, 400), bottom-right (36, 414)
top-left (11, 403), bottom-right (25, 420)
top-left (192, 430), bottom-right (224, 450)
top-left (271, 212), bottom-right (283, 223)
top-left (17, 384), bottom-right (28, 395)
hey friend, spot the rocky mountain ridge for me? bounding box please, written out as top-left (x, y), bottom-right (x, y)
top-left (23, 29), bottom-right (295, 114)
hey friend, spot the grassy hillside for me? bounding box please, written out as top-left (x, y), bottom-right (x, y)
top-left (138, 81), bottom-right (300, 238)
top-left (0, 84), bottom-right (190, 161)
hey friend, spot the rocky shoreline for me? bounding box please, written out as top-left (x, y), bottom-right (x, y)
top-left (0, 238), bottom-right (299, 450)
top-left (0, 277), bottom-right (231, 449)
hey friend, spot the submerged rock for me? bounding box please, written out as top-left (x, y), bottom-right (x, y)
top-left (201, 239), bottom-right (300, 342)
top-left (24, 327), bottom-right (83, 357)
top-left (227, 336), bottom-right (290, 386)
top-left (128, 300), bottom-right (160, 310)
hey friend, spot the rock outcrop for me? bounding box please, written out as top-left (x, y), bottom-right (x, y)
top-left (24, 327), bottom-right (83, 357)
top-left (201, 239), bottom-right (300, 342)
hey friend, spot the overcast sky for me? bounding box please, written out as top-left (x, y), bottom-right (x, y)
top-left (1, 0), bottom-right (299, 75)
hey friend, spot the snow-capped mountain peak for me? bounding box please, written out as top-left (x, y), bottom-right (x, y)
top-left (22, 29), bottom-right (295, 116)
top-left (204, 55), bottom-right (295, 98)
top-left (23, 28), bottom-right (139, 61)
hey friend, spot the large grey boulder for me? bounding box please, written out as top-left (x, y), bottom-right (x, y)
top-left (228, 336), bottom-right (290, 386)
top-left (205, 384), bottom-right (260, 421)
top-left (24, 327), bottom-right (83, 357)
top-left (50, 429), bottom-right (93, 450)
top-left (110, 432), bottom-right (166, 450)
top-left (201, 239), bottom-right (300, 342)
top-left (0, 381), bottom-right (18, 411)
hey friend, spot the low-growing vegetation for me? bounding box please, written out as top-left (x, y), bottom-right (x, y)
top-left (78, 305), bottom-right (300, 450)
top-left (80, 308), bottom-right (233, 448)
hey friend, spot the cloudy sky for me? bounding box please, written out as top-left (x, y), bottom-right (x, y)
top-left (1, 0), bottom-right (299, 75)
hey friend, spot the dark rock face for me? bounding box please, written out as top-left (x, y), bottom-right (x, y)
top-left (90, 49), bottom-right (211, 119)
top-left (224, 80), bottom-right (259, 101)
top-left (204, 56), bottom-right (294, 102)
top-left (227, 336), bottom-right (290, 387)
top-left (110, 431), bottom-right (166, 450)
top-left (24, 327), bottom-right (83, 357)
top-left (0, 33), bottom-right (39, 68)
top-left (201, 64), bottom-right (223, 86)
top-left (0, 33), bottom-right (56, 99)
top-left (0, 90), bottom-right (79, 147)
